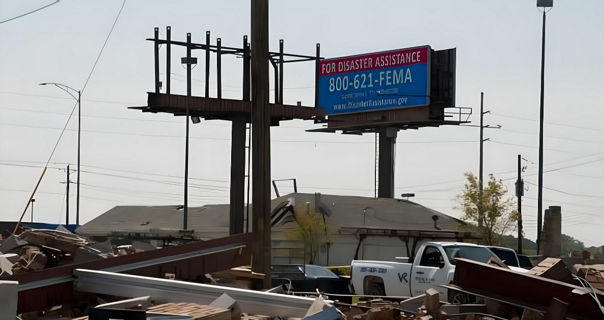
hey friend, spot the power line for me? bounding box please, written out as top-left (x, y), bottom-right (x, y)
top-left (525, 181), bottom-right (604, 200)
top-left (496, 127), bottom-right (604, 146)
top-left (0, 105), bottom-right (182, 124)
top-left (523, 196), bottom-right (604, 211)
top-left (0, 0), bottom-right (59, 24)
top-left (490, 140), bottom-right (593, 156)
top-left (0, 121), bottom-right (476, 144)
top-left (0, 91), bottom-right (138, 105)
top-left (491, 112), bottom-right (604, 134)
top-left (0, 159), bottom-right (230, 186)
top-left (0, 105), bottom-right (330, 129)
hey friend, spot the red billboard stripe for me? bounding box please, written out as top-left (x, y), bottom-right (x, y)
top-left (319, 46), bottom-right (429, 76)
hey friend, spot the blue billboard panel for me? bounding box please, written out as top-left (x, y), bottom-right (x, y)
top-left (317, 46), bottom-right (430, 115)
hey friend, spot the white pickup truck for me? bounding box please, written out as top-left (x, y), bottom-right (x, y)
top-left (350, 242), bottom-right (514, 301)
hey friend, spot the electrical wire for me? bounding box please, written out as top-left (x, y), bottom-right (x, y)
top-left (11, 0), bottom-right (126, 230)
top-left (491, 111), bottom-right (604, 134)
top-left (0, 0), bottom-right (59, 24)
top-left (495, 127), bottom-right (604, 146)
top-left (572, 273), bottom-right (604, 316)
top-left (489, 140), bottom-right (593, 156)
top-left (0, 120), bottom-right (478, 145)
top-left (42, 0), bottom-right (126, 167)
top-left (0, 90), bottom-right (138, 105)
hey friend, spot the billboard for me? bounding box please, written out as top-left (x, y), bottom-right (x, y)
top-left (317, 46), bottom-right (431, 115)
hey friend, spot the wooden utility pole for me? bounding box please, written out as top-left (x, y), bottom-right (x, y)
top-left (479, 92), bottom-right (484, 227)
top-left (66, 164), bottom-right (70, 225)
top-left (516, 154), bottom-right (524, 254)
top-left (251, 0), bottom-right (271, 288)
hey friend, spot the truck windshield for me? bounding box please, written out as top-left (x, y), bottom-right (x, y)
top-left (443, 246), bottom-right (498, 265)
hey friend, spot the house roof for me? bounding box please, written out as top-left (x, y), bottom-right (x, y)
top-left (76, 193), bottom-right (464, 239)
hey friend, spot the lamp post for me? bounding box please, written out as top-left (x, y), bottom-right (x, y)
top-left (536, 0), bottom-right (552, 254)
top-left (40, 82), bottom-right (81, 226)
top-left (181, 33), bottom-right (197, 230)
top-left (30, 198), bottom-right (35, 223)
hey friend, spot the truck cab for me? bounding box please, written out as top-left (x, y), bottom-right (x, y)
top-left (350, 242), bottom-right (504, 299)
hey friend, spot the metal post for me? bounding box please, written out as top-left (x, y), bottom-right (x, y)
top-left (217, 38), bottom-right (222, 99)
top-left (77, 90), bottom-right (81, 225)
top-left (314, 44), bottom-right (320, 107)
top-left (517, 154), bottom-right (523, 254)
top-left (479, 92), bottom-right (484, 228)
top-left (374, 132), bottom-right (378, 198)
top-left (243, 36), bottom-right (251, 234)
top-left (229, 36), bottom-right (248, 235)
top-left (377, 127), bottom-right (397, 198)
top-left (243, 36), bottom-right (250, 101)
top-left (279, 39), bottom-right (284, 104)
top-left (184, 33), bottom-right (192, 230)
top-left (230, 115), bottom-right (246, 235)
top-left (537, 9), bottom-right (547, 255)
top-left (66, 164), bottom-right (70, 225)
top-left (243, 36), bottom-right (252, 232)
top-left (166, 26), bottom-right (171, 95)
top-left (251, 0), bottom-right (271, 288)
top-left (205, 31), bottom-right (210, 98)
top-left (30, 199), bottom-right (35, 223)
top-left (272, 58), bottom-right (278, 104)
top-left (154, 27), bottom-right (160, 93)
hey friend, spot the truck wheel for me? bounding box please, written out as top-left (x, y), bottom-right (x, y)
top-left (367, 282), bottom-right (385, 296)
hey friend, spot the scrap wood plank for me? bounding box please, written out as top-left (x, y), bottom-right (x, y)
top-left (147, 302), bottom-right (230, 320)
top-left (211, 267), bottom-right (265, 280)
top-left (527, 258), bottom-right (573, 283)
top-left (575, 264), bottom-right (604, 291)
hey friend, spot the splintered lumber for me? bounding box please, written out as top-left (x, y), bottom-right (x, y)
top-left (486, 257), bottom-right (509, 269)
top-left (20, 230), bottom-right (88, 254)
top-left (147, 302), bottom-right (230, 320)
top-left (526, 258), bottom-right (573, 283)
top-left (423, 288), bottom-right (440, 315)
top-left (575, 264), bottom-right (604, 292)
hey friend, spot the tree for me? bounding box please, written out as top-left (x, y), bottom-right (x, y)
top-left (457, 172), bottom-right (519, 245)
top-left (561, 233), bottom-right (586, 256)
top-left (283, 204), bottom-right (331, 264)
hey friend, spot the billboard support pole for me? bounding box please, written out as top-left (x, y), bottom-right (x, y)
top-left (377, 127), bottom-right (397, 198)
top-left (251, 0), bottom-right (272, 289)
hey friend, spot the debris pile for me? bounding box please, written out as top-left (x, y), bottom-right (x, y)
top-left (574, 264), bottom-right (604, 292)
top-left (0, 229), bottom-right (92, 275)
top-left (0, 227), bottom-right (158, 277)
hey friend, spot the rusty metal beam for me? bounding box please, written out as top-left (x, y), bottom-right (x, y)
top-left (450, 258), bottom-right (604, 320)
top-left (130, 92), bottom-right (323, 123)
top-left (338, 227), bottom-right (477, 240)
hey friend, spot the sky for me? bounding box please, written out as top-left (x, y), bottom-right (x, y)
top-left (1, 0), bottom-right (603, 247)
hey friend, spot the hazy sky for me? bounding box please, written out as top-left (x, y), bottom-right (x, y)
top-left (1, 0), bottom-right (603, 247)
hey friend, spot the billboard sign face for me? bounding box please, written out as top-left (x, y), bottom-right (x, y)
top-left (318, 46), bottom-right (430, 115)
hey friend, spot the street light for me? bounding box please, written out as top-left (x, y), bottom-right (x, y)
top-left (30, 198), bottom-right (35, 223)
top-left (40, 82), bottom-right (81, 226)
top-left (536, 0), bottom-right (553, 254)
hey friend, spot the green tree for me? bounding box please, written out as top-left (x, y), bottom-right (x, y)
top-left (457, 172), bottom-right (519, 245)
top-left (561, 233), bottom-right (586, 256)
top-left (284, 205), bottom-right (330, 264)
